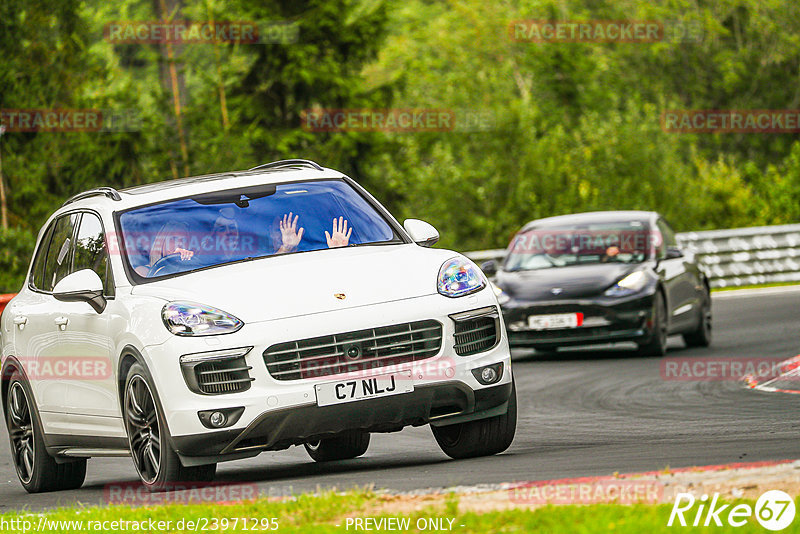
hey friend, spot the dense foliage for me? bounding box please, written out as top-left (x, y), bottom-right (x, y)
top-left (1, 0), bottom-right (800, 291)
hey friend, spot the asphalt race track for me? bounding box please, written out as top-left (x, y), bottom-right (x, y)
top-left (1, 287), bottom-right (798, 512)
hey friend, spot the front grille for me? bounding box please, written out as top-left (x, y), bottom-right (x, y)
top-left (451, 307), bottom-right (500, 356)
top-left (181, 355), bottom-right (254, 395)
top-left (263, 320), bottom-right (443, 381)
top-left (508, 323), bottom-right (638, 344)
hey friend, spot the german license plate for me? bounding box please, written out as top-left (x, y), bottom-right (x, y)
top-left (528, 312), bottom-right (584, 330)
top-left (315, 371), bottom-right (413, 407)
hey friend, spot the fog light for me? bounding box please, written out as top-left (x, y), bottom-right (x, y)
top-left (472, 362), bottom-right (503, 385)
top-left (481, 367), bottom-right (497, 383)
top-left (209, 411), bottom-right (226, 428)
top-left (197, 407), bottom-right (245, 429)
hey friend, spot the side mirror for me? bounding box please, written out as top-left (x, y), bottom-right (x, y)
top-left (403, 219), bottom-right (439, 247)
top-left (480, 259), bottom-right (498, 277)
top-left (53, 269), bottom-right (107, 313)
top-left (665, 247), bottom-right (684, 260)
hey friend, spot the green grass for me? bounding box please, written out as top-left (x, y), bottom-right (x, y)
top-left (0, 491), bottom-right (369, 533)
top-left (454, 504), bottom-right (797, 533)
top-left (712, 281), bottom-right (800, 292)
top-left (1, 491), bottom-right (797, 533)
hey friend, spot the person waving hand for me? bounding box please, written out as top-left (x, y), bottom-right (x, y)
top-left (325, 216), bottom-right (352, 248)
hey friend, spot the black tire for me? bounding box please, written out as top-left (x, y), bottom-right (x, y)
top-left (5, 372), bottom-right (86, 493)
top-left (304, 431), bottom-right (370, 462)
top-left (683, 290), bottom-right (712, 348)
top-left (431, 380), bottom-right (517, 460)
top-left (124, 363), bottom-right (216, 492)
top-left (637, 291), bottom-right (668, 357)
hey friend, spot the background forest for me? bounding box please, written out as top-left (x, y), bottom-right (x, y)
top-left (1, 0), bottom-right (800, 290)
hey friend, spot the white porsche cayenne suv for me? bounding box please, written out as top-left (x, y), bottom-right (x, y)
top-left (1, 160), bottom-right (515, 492)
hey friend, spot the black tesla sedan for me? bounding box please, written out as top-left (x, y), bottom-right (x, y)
top-left (481, 211), bottom-right (711, 356)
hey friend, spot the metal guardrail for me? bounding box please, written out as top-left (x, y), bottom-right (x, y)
top-left (677, 224), bottom-right (800, 288)
top-left (464, 223), bottom-right (800, 288)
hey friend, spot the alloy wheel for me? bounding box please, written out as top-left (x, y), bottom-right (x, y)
top-left (8, 383), bottom-right (35, 484)
top-left (656, 299), bottom-right (668, 347)
top-left (701, 300), bottom-right (712, 339)
top-left (125, 375), bottom-right (161, 484)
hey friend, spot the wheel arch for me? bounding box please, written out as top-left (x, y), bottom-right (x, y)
top-left (117, 345), bottom-right (146, 408)
top-left (656, 282), bottom-right (669, 326)
top-left (2, 356), bottom-right (29, 419)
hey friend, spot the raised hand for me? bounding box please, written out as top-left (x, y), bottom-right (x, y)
top-left (173, 247), bottom-right (194, 261)
top-left (325, 216), bottom-right (352, 248)
top-left (277, 212), bottom-right (304, 253)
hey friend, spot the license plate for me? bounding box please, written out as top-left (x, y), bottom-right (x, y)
top-left (315, 371), bottom-right (413, 407)
top-left (528, 312), bottom-right (584, 330)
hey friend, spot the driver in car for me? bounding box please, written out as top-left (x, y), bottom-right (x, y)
top-left (601, 245), bottom-right (620, 262)
top-left (133, 221), bottom-right (192, 276)
top-left (169, 208), bottom-right (240, 265)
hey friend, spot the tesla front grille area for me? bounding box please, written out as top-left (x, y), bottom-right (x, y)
top-left (263, 320), bottom-right (444, 381)
top-left (502, 299), bottom-right (652, 348)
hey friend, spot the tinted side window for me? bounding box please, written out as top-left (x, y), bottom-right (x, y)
top-left (41, 214), bottom-right (79, 292)
top-left (73, 213), bottom-right (113, 295)
top-left (30, 222), bottom-right (55, 290)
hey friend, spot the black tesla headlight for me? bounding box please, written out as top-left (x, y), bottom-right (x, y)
top-left (604, 270), bottom-right (650, 297)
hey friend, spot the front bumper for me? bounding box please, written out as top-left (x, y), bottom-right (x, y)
top-left (172, 381), bottom-right (512, 462)
top-left (502, 292), bottom-right (657, 348)
top-left (139, 292), bottom-right (512, 460)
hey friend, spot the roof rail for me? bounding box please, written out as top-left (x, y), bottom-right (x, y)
top-left (248, 159), bottom-right (324, 172)
top-left (62, 187), bottom-right (122, 206)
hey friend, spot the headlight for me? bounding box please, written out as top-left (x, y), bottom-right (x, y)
top-left (437, 257), bottom-right (486, 298)
top-left (491, 282), bottom-right (511, 305)
top-left (604, 270), bottom-right (648, 297)
top-left (162, 301), bottom-right (244, 336)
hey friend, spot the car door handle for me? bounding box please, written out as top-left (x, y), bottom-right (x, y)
top-left (13, 316), bottom-right (27, 328)
top-left (54, 317), bottom-right (69, 329)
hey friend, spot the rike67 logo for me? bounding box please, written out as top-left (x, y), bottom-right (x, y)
top-left (668, 491), bottom-right (796, 531)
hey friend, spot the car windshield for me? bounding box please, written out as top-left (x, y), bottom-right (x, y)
top-left (504, 220), bottom-right (656, 271)
top-left (118, 179), bottom-right (400, 280)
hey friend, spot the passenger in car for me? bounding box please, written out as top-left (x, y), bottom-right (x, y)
top-left (161, 211), bottom-right (355, 271)
top-left (273, 213), bottom-right (352, 254)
